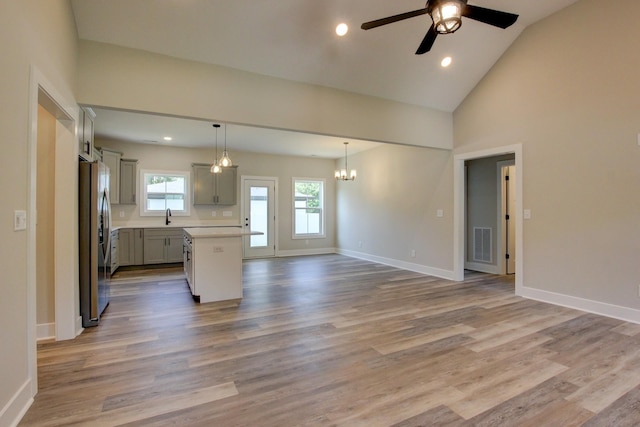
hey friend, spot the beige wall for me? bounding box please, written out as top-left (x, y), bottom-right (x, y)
top-left (96, 138), bottom-right (337, 252)
top-left (77, 40), bottom-right (453, 151)
top-left (0, 0), bottom-right (78, 423)
top-left (36, 105), bottom-right (56, 326)
top-left (454, 0), bottom-right (640, 309)
top-left (336, 144), bottom-right (454, 275)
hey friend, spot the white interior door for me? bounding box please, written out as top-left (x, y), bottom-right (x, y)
top-left (502, 165), bottom-right (517, 275)
top-left (242, 177), bottom-right (276, 258)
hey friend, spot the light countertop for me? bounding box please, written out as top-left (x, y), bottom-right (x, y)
top-left (183, 227), bottom-right (263, 239)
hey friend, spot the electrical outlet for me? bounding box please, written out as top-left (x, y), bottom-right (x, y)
top-left (211, 211), bottom-right (217, 217)
top-left (358, 241), bottom-right (362, 248)
top-left (222, 211), bottom-right (232, 217)
top-left (213, 246), bottom-right (224, 253)
top-left (436, 209), bottom-right (443, 218)
top-left (119, 211), bottom-right (125, 218)
top-left (410, 249), bottom-right (416, 258)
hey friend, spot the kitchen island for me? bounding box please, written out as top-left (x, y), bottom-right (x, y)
top-left (183, 227), bottom-right (262, 303)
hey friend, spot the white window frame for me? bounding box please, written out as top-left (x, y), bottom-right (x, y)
top-left (140, 169), bottom-right (191, 216)
top-left (292, 177), bottom-right (325, 239)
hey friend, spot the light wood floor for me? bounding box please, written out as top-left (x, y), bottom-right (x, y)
top-left (20, 255), bottom-right (640, 426)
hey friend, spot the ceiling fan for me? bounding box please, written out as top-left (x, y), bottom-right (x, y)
top-left (361, 0), bottom-right (519, 55)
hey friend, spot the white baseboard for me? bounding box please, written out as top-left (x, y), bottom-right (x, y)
top-left (36, 322), bottom-right (55, 342)
top-left (337, 249), bottom-right (456, 281)
top-left (276, 248), bottom-right (337, 258)
top-left (465, 262), bottom-right (500, 275)
top-left (0, 379), bottom-right (33, 427)
top-left (75, 316), bottom-right (84, 337)
top-left (520, 286), bottom-right (640, 325)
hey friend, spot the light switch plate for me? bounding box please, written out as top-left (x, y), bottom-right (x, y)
top-left (523, 209), bottom-right (532, 220)
top-left (436, 209), bottom-right (444, 218)
top-left (14, 210), bottom-right (27, 231)
top-left (222, 211), bottom-right (232, 217)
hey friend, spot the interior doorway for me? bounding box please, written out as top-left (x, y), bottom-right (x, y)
top-left (453, 144), bottom-right (523, 295)
top-left (242, 176), bottom-right (277, 258)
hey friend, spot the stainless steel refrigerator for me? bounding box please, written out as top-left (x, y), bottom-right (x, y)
top-left (79, 160), bottom-right (112, 327)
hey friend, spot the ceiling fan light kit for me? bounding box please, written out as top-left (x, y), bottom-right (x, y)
top-left (431, 1), bottom-right (463, 34)
top-left (361, 0), bottom-right (518, 55)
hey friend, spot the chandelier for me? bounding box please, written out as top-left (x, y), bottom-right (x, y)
top-left (335, 142), bottom-right (356, 181)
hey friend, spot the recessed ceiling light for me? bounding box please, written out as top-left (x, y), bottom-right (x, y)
top-left (336, 23), bottom-right (348, 36)
top-left (163, 136), bottom-right (172, 141)
top-left (441, 56), bottom-right (452, 68)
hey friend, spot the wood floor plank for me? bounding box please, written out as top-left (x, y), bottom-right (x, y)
top-left (18, 255), bottom-right (640, 426)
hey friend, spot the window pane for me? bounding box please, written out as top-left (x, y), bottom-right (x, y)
top-left (293, 179), bottom-right (324, 236)
top-left (143, 172), bottom-right (188, 214)
top-left (250, 186), bottom-right (268, 247)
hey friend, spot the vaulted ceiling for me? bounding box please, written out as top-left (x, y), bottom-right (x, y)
top-left (72, 0), bottom-right (579, 156)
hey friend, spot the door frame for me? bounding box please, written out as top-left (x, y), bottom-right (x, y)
top-left (453, 144), bottom-right (523, 295)
top-left (240, 175), bottom-right (278, 258)
top-left (496, 159), bottom-right (516, 275)
top-left (28, 66), bottom-right (80, 395)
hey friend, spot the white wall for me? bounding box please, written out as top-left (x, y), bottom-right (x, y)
top-left (0, 0), bottom-right (78, 425)
top-left (96, 138), bottom-right (337, 253)
top-left (454, 0), bottom-right (640, 313)
top-left (336, 144), bottom-right (454, 278)
top-left (77, 40), bottom-right (453, 151)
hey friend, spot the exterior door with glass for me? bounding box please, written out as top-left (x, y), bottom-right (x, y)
top-left (242, 177), bottom-right (276, 258)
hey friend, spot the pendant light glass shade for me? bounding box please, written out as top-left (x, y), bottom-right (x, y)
top-left (210, 124), bottom-right (222, 174)
top-left (220, 124), bottom-right (232, 167)
top-left (335, 142), bottom-right (356, 181)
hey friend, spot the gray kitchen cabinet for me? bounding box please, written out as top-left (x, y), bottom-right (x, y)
top-left (110, 229), bottom-right (119, 273)
top-left (133, 228), bottom-right (144, 265)
top-left (143, 228), bottom-right (184, 264)
top-left (78, 107), bottom-right (95, 161)
top-left (119, 159), bottom-right (138, 205)
top-left (118, 228), bottom-right (144, 266)
top-left (192, 164), bottom-right (237, 205)
top-left (101, 148), bottom-right (122, 204)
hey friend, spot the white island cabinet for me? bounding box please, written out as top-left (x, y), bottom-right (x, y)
top-left (183, 227), bottom-right (262, 303)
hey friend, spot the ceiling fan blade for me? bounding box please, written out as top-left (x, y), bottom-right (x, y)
top-left (462, 5), bottom-right (518, 29)
top-left (361, 8), bottom-right (428, 30)
top-left (415, 25), bottom-right (438, 55)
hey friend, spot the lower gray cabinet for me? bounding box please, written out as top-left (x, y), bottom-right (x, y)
top-left (118, 228), bottom-right (144, 266)
top-left (143, 228), bottom-right (184, 264)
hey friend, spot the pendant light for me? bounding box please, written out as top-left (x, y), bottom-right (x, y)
top-left (219, 124), bottom-right (233, 167)
top-left (210, 124), bottom-right (222, 174)
top-left (335, 142), bottom-right (356, 181)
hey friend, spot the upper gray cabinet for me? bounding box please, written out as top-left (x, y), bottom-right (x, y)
top-left (78, 107), bottom-right (95, 161)
top-left (101, 148), bottom-right (122, 204)
top-left (192, 163), bottom-right (237, 205)
top-left (119, 159), bottom-right (138, 205)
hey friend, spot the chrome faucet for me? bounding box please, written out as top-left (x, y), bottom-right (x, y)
top-left (166, 208), bottom-right (172, 225)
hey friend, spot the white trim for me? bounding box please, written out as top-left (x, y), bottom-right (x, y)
top-left (76, 316), bottom-right (84, 337)
top-left (277, 248), bottom-right (336, 258)
top-left (464, 261), bottom-right (500, 275)
top-left (36, 323), bottom-right (56, 342)
top-left (0, 379), bottom-right (33, 427)
top-left (337, 249), bottom-right (456, 281)
top-left (454, 144), bottom-right (523, 295)
top-left (521, 286), bottom-right (640, 325)
top-left (28, 66), bottom-right (80, 400)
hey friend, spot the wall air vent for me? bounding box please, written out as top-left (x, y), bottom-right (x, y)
top-left (473, 227), bottom-right (492, 263)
